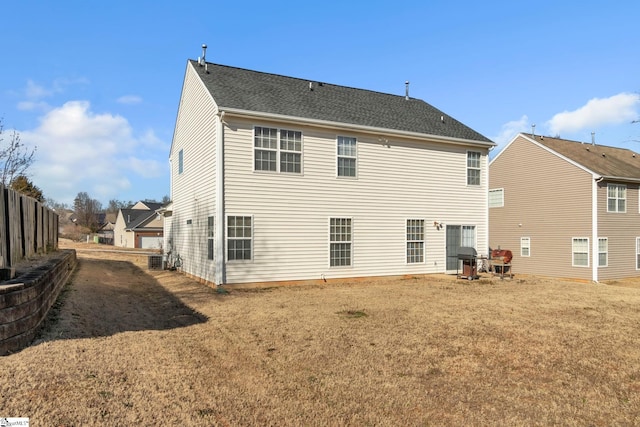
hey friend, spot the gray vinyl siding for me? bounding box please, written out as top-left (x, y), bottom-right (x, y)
top-left (597, 181), bottom-right (640, 280)
top-left (490, 135), bottom-right (593, 280)
top-left (223, 117), bottom-right (489, 284)
top-left (169, 63), bottom-right (217, 282)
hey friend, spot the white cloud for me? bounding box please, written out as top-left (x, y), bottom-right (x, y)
top-left (117, 95), bottom-right (143, 105)
top-left (19, 101), bottom-right (166, 205)
top-left (546, 93), bottom-right (640, 135)
top-left (491, 115), bottom-right (530, 148)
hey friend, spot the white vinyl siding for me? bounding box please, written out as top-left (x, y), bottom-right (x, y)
top-left (489, 188), bottom-right (504, 208)
top-left (406, 219), bottom-right (425, 263)
top-left (572, 238), bottom-right (589, 267)
top-left (337, 136), bottom-right (357, 177)
top-left (330, 218), bottom-right (352, 267)
top-left (521, 237), bottom-right (530, 257)
top-left (221, 118), bottom-right (490, 284)
top-left (467, 151), bottom-right (481, 185)
top-left (607, 184), bottom-right (626, 212)
top-left (598, 237), bottom-right (608, 267)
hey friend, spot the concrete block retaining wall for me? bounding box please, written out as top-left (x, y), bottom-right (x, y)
top-left (0, 249), bottom-right (77, 355)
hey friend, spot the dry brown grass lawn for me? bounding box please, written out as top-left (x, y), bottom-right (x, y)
top-left (2, 240), bottom-right (640, 425)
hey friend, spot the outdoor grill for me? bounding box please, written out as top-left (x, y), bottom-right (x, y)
top-left (457, 247), bottom-right (478, 280)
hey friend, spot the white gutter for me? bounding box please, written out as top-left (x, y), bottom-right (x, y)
top-left (592, 177), bottom-right (600, 282)
top-left (215, 111), bottom-right (226, 285)
top-left (219, 107), bottom-right (495, 149)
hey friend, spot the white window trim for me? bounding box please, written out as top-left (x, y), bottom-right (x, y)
top-left (572, 237), bottom-right (590, 268)
top-left (489, 188), bottom-right (504, 208)
top-left (253, 126), bottom-right (303, 174)
top-left (226, 215), bottom-right (254, 263)
top-left (520, 237), bottom-right (531, 257)
top-left (336, 136), bottom-right (358, 179)
top-left (598, 237), bottom-right (608, 268)
top-left (329, 217), bottom-right (353, 268)
top-left (406, 218), bottom-right (426, 264)
top-left (466, 150), bottom-right (481, 186)
top-left (636, 237), bottom-right (640, 270)
top-left (607, 183), bottom-right (626, 213)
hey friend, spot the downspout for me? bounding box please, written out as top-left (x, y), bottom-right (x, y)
top-left (592, 176), bottom-right (603, 283)
top-left (215, 111), bottom-right (226, 285)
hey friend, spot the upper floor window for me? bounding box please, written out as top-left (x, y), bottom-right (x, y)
top-left (607, 184), bottom-right (626, 212)
top-left (337, 136), bottom-right (357, 177)
top-left (178, 149), bottom-right (184, 174)
top-left (489, 188), bottom-right (504, 208)
top-left (254, 127), bottom-right (302, 173)
top-left (467, 151), bottom-right (481, 185)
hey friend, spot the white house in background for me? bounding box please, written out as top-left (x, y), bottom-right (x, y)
top-left (166, 50), bottom-right (494, 285)
top-left (114, 201), bottom-right (164, 249)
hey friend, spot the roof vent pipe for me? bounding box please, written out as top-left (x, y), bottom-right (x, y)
top-left (201, 44), bottom-right (208, 73)
top-left (591, 132), bottom-right (595, 145)
top-left (531, 124), bottom-right (536, 137)
top-left (405, 81), bottom-right (409, 100)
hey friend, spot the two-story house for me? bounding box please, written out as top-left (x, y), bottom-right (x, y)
top-left (167, 53), bottom-right (494, 285)
top-left (490, 133), bottom-right (640, 281)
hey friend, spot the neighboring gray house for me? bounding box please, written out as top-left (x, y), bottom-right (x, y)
top-left (167, 53), bottom-right (494, 285)
top-left (490, 133), bottom-right (640, 281)
top-left (114, 201), bottom-right (164, 249)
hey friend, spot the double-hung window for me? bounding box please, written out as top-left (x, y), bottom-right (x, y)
top-left (337, 136), bottom-right (357, 177)
top-left (572, 238), bottom-right (589, 267)
top-left (467, 151), bottom-right (481, 186)
top-left (607, 184), bottom-right (626, 212)
top-left (636, 238), bottom-right (640, 270)
top-left (227, 216), bottom-right (252, 261)
top-left (178, 149), bottom-right (184, 174)
top-left (330, 218), bottom-right (352, 267)
top-left (598, 237), bottom-right (608, 267)
top-left (521, 237), bottom-right (531, 257)
top-left (254, 127), bottom-right (302, 173)
top-left (406, 219), bottom-right (425, 263)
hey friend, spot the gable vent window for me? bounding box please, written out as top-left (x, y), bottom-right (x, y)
top-left (254, 127), bottom-right (302, 174)
top-left (178, 149), bottom-right (184, 174)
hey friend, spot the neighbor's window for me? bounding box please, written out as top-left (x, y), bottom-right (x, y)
top-left (406, 219), bottom-right (425, 263)
top-left (207, 216), bottom-right (214, 260)
top-left (337, 136), bottom-right (357, 177)
top-left (521, 237), bottom-right (531, 257)
top-left (254, 127), bottom-right (302, 173)
top-left (178, 149), bottom-right (184, 174)
top-left (227, 216), bottom-right (252, 261)
top-left (467, 151), bottom-right (481, 186)
top-left (330, 218), bottom-right (352, 266)
top-left (598, 237), bottom-right (608, 267)
top-left (572, 237), bottom-right (589, 267)
top-left (607, 184), bottom-right (626, 212)
top-left (489, 188), bottom-right (504, 208)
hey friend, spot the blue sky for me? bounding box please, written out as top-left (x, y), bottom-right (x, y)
top-left (2, 0), bottom-right (639, 206)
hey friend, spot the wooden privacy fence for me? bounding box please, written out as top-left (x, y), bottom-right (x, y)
top-left (0, 184), bottom-right (59, 269)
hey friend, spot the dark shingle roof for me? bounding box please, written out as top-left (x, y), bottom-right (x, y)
top-left (190, 60), bottom-right (493, 144)
top-left (121, 208), bottom-right (159, 229)
top-left (530, 134), bottom-right (640, 180)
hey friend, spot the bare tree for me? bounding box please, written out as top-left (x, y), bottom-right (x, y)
top-left (74, 191), bottom-right (103, 232)
top-left (0, 119), bottom-right (36, 187)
